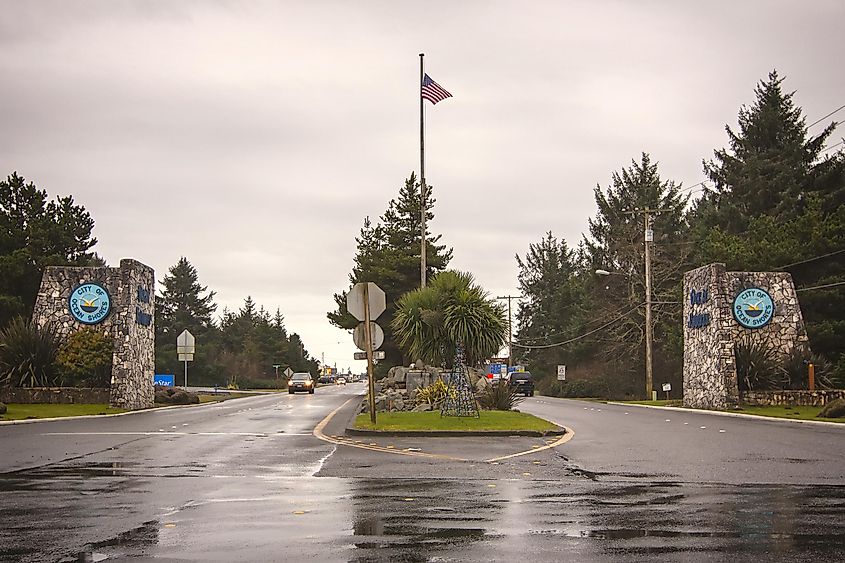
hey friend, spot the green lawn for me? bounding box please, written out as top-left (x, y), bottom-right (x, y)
top-left (0, 403), bottom-right (126, 421)
top-left (616, 399), bottom-right (844, 423)
top-left (353, 410), bottom-right (562, 433)
top-left (733, 404), bottom-right (845, 423)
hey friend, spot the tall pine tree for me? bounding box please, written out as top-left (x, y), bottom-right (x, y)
top-left (328, 173), bottom-right (452, 368)
top-left (692, 71), bottom-right (845, 381)
top-left (582, 153), bottom-right (691, 395)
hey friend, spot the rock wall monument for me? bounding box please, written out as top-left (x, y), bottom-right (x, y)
top-left (32, 259), bottom-right (155, 410)
top-left (683, 263), bottom-right (809, 410)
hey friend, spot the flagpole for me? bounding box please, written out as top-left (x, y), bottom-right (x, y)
top-left (419, 52), bottom-right (427, 289)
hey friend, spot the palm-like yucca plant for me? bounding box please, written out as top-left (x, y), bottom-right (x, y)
top-left (392, 270), bottom-right (506, 368)
top-left (0, 317), bottom-right (63, 388)
top-left (734, 339), bottom-right (781, 392)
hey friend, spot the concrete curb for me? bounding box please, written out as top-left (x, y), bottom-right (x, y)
top-left (607, 401), bottom-right (845, 428)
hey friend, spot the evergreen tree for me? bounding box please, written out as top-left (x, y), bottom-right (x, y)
top-left (692, 70), bottom-right (845, 381)
top-left (328, 173), bottom-right (453, 369)
top-left (154, 257), bottom-right (218, 383)
top-left (697, 70), bottom-right (840, 232)
top-left (156, 257), bottom-right (217, 338)
top-left (513, 232), bottom-right (587, 392)
top-left (582, 153), bottom-right (691, 395)
top-left (0, 172), bottom-right (98, 326)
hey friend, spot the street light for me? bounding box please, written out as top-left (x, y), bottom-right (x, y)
top-left (596, 266), bottom-right (653, 400)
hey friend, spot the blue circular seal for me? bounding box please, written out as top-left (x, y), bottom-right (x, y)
top-left (68, 282), bottom-right (112, 325)
top-left (732, 287), bottom-right (774, 329)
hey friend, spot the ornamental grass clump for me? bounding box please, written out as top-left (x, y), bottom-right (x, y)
top-left (0, 317), bottom-right (63, 388)
top-left (477, 380), bottom-right (523, 411)
top-left (415, 379), bottom-right (453, 409)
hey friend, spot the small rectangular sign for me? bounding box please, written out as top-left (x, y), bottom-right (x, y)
top-left (557, 365), bottom-right (566, 381)
top-left (178, 353), bottom-right (194, 362)
top-left (354, 351), bottom-right (385, 360)
top-left (154, 374), bottom-right (175, 387)
top-left (662, 383), bottom-right (672, 392)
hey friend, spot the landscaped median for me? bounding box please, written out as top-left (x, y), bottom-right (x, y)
top-left (349, 410), bottom-right (565, 436)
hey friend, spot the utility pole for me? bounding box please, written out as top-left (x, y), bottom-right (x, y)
top-left (624, 207), bottom-right (667, 400)
top-left (497, 295), bottom-right (521, 367)
top-left (643, 212), bottom-right (654, 401)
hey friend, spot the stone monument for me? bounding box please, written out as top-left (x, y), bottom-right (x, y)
top-left (32, 259), bottom-right (155, 409)
top-left (682, 263), bottom-right (809, 410)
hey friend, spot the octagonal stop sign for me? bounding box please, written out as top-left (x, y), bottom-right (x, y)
top-left (346, 282), bottom-right (386, 321)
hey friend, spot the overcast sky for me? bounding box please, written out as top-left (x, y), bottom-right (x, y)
top-left (2, 0), bottom-right (843, 370)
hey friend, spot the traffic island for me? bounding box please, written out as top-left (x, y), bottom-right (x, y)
top-left (347, 410), bottom-right (566, 437)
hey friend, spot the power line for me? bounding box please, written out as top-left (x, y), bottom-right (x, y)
top-left (822, 139), bottom-right (844, 153)
top-left (796, 280), bottom-right (845, 292)
top-left (775, 249), bottom-right (845, 270)
top-left (808, 104), bottom-right (845, 129)
top-left (512, 304), bottom-right (641, 350)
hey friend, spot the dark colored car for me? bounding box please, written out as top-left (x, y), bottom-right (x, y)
top-left (288, 372), bottom-right (315, 394)
top-left (509, 371), bottom-right (534, 397)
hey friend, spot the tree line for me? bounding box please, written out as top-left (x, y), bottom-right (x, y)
top-left (2, 70), bottom-right (842, 396)
top-left (0, 173), bottom-right (319, 387)
top-left (330, 70), bottom-right (845, 397)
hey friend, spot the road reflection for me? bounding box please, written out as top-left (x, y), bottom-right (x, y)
top-left (1, 464), bottom-right (844, 561)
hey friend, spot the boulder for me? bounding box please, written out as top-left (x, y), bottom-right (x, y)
top-left (475, 375), bottom-right (491, 394)
top-left (412, 403), bottom-right (433, 412)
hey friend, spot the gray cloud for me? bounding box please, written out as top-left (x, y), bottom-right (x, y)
top-left (2, 0), bottom-right (843, 368)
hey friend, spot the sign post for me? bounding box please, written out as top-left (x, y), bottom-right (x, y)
top-left (176, 329), bottom-right (196, 387)
top-left (347, 282), bottom-right (386, 425)
top-left (662, 382), bottom-right (672, 400)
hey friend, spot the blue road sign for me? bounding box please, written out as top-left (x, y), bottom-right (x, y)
top-left (154, 374), bottom-right (175, 387)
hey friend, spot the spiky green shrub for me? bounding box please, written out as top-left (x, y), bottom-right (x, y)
top-left (735, 339), bottom-right (782, 392)
top-left (477, 380), bottom-right (523, 411)
top-left (392, 271), bottom-right (506, 368)
top-left (780, 348), bottom-right (835, 390)
top-left (56, 327), bottom-right (114, 387)
top-left (0, 317), bottom-right (63, 388)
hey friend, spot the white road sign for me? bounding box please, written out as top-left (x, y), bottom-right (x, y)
top-left (347, 282), bottom-right (386, 321)
top-left (284, 367), bottom-right (293, 378)
top-left (557, 365), bottom-right (566, 381)
top-left (354, 351), bottom-right (385, 360)
top-left (662, 383), bottom-right (672, 392)
top-left (177, 329), bottom-right (195, 354)
top-left (353, 322), bottom-right (384, 351)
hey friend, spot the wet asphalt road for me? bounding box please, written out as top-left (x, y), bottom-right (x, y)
top-left (1, 385), bottom-right (844, 562)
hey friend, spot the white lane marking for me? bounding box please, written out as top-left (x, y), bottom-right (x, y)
top-left (310, 445), bottom-right (337, 476)
top-left (41, 432), bottom-right (312, 437)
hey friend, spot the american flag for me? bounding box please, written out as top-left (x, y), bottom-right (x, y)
top-left (421, 73), bottom-right (452, 104)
